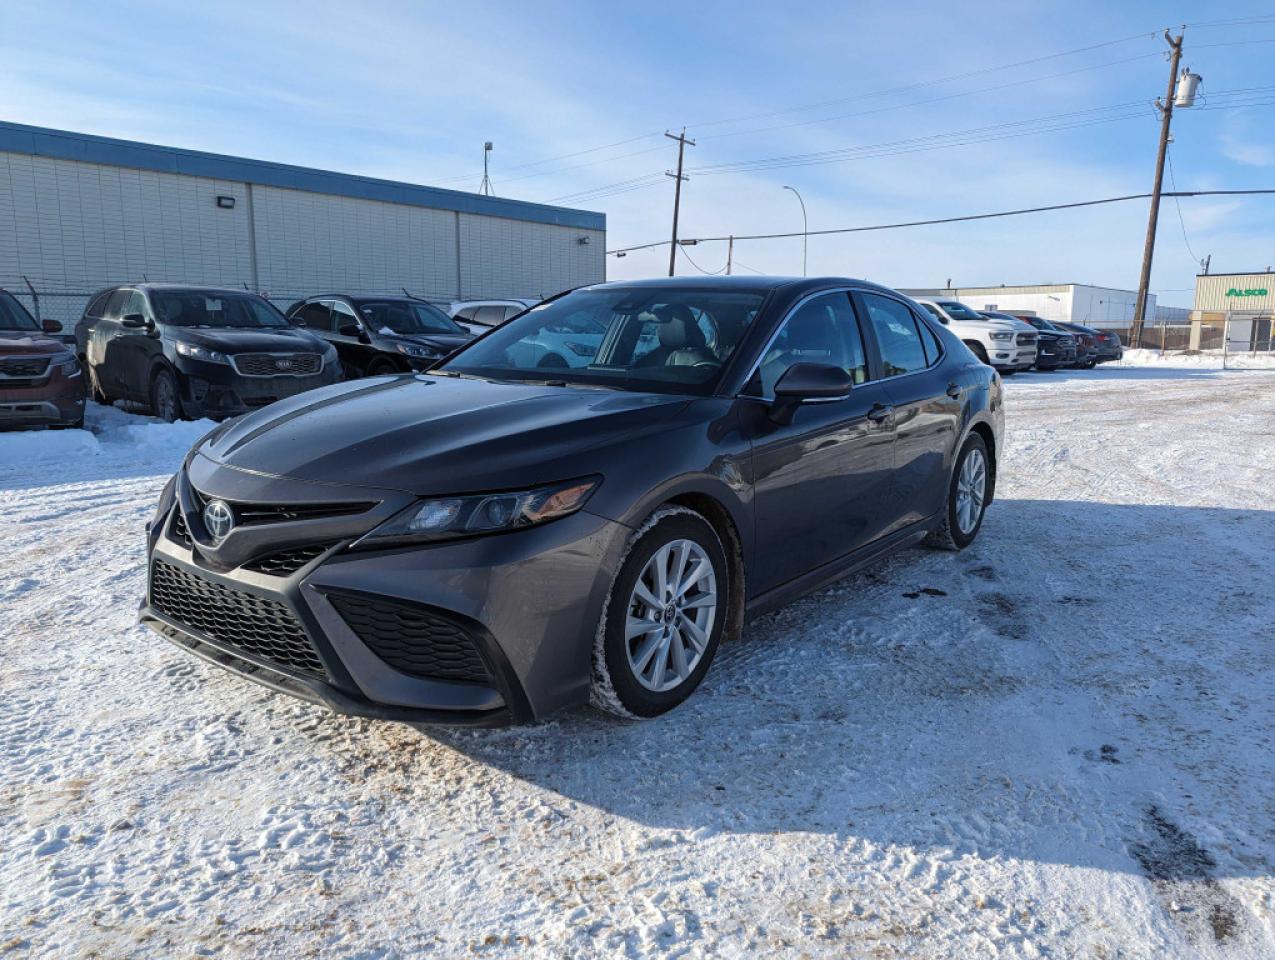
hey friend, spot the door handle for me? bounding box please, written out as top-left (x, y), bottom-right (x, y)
top-left (946, 382), bottom-right (962, 398)
top-left (867, 402), bottom-right (893, 423)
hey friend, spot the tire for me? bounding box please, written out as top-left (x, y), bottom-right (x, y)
top-left (965, 341), bottom-right (990, 365)
top-left (590, 507), bottom-right (728, 719)
top-left (927, 432), bottom-right (990, 551)
top-left (150, 366), bottom-right (184, 422)
top-left (537, 353), bottom-right (569, 369)
top-left (366, 358), bottom-right (400, 377)
top-left (1000, 368), bottom-right (1016, 377)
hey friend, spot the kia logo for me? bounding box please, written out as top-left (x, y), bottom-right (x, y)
top-left (275, 358), bottom-right (294, 370)
top-left (203, 499), bottom-right (235, 540)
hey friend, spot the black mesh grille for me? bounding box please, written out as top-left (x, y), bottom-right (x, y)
top-left (170, 509), bottom-right (192, 547)
top-left (0, 357), bottom-right (50, 377)
top-left (327, 593), bottom-right (490, 684)
top-left (189, 492), bottom-right (373, 526)
top-left (150, 560), bottom-right (324, 679)
top-left (233, 353), bottom-right (322, 376)
top-left (242, 543), bottom-right (334, 576)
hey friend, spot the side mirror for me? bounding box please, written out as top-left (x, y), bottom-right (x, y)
top-left (338, 323), bottom-right (363, 339)
top-left (41, 318), bottom-right (63, 334)
top-left (769, 362), bottom-right (854, 424)
top-left (120, 313), bottom-right (150, 329)
top-left (288, 314), bottom-right (306, 327)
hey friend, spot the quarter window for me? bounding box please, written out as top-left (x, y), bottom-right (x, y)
top-left (860, 293), bottom-right (929, 377)
top-left (916, 314), bottom-right (944, 365)
top-left (474, 305), bottom-right (506, 326)
top-left (751, 292), bottom-right (869, 398)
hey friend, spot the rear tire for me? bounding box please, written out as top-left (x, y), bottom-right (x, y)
top-left (591, 507), bottom-right (728, 719)
top-left (927, 432), bottom-right (990, 551)
top-left (150, 367), bottom-right (184, 422)
top-left (538, 353), bottom-right (569, 369)
top-left (367, 358), bottom-right (400, 377)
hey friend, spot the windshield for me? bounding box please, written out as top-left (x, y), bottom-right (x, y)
top-left (441, 287), bottom-right (766, 395)
top-left (0, 292), bottom-right (39, 331)
top-left (355, 300), bottom-right (464, 336)
top-left (935, 300), bottom-right (987, 322)
top-left (152, 291), bottom-right (288, 328)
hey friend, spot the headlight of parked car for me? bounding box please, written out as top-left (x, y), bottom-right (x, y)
top-left (989, 331), bottom-right (1014, 341)
top-left (173, 341), bottom-right (229, 364)
top-left (564, 341), bottom-right (597, 357)
top-left (353, 477), bottom-right (600, 548)
top-left (53, 352), bottom-right (80, 375)
top-left (395, 342), bottom-right (440, 359)
top-left (319, 342), bottom-right (338, 366)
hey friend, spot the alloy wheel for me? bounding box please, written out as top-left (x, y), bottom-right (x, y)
top-left (955, 447), bottom-right (987, 534)
top-left (625, 538), bottom-right (718, 692)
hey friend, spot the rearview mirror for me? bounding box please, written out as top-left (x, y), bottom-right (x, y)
top-left (41, 318), bottom-right (62, 334)
top-left (120, 313), bottom-right (150, 329)
top-left (769, 362), bottom-right (854, 424)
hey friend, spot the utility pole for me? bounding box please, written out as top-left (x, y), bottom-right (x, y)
top-left (665, 129), bottom-right (694, 277)
top-left (1131, 29), bottom-right (1186, 348)
top-left (479, 141), bottom-right (494, 196)
top-left (726, 235), bottom-right (734, 275)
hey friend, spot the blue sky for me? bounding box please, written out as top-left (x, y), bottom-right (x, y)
top-left (3, 1), bottom-right (1274, 305)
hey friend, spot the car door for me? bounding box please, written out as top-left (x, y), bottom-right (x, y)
top-left (295, 299), bottom-right (340, 369)
top-left (93, 288), bottom-right (131, 392)
top-left (741, 291), bottom-right (897, 594)
top-left (856, 291), bottom-right (962, 534)
top-left (331, 300), bottom-right (378, 372)
top-left (113, 290), bottom-right (160, 400)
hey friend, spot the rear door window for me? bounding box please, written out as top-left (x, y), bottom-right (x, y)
top-left (474, 305), bottom-right (506, 326)
top-left (860, 293), bottom-right (929, 377)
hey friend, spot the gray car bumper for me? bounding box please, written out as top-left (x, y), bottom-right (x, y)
top-left (141, 502), bottom-right (631, 726)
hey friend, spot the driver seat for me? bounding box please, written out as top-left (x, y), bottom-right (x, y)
top-left (637, 304), bottom-right (714, 367)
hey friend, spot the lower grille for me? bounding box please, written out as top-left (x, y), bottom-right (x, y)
top-left (327, 593), bottom-right (491, 684)
top-left (170, 509), bottom-right (192, 548)
top-left (242, 543), bottom-right (334, 576)
top-left (150, 559), bottom-right (324, 679)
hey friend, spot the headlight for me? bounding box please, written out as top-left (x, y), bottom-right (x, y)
top-left (53, 353), bottom-right (80, 376)
top-left (173, 341), bottom-right (229, 364)
top-left (319, 342), bottom-right (338, 365)
top-left (395, 342), bottom-right (440, 359)
top-left (989, 331), bottom-right (1014, 341)
top-left (353, 477), bottom-right (600, 548)
top-left (564, 341), bottom-right (596, 357)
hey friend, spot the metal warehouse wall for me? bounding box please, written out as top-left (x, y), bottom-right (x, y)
top-left (0, 148), bottom-right (605, 321)
top-left (1194, 273), bottom-right (1275, 313)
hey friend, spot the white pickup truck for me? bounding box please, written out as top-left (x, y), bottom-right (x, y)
top-left (913, 297), bottom-right (1036, 373)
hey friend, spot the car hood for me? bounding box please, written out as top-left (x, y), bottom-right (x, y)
top-left (198, 374), bottom-right (690, 495)
top-left (0, 331), bottom-right (67, 355)
top-left (165, 326), bottom-right (324, 352)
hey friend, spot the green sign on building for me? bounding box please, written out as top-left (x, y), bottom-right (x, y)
top-left (1225, 288), bottom-right (1269, 297)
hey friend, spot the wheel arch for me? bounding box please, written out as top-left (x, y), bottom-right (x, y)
top-left (660, 490), bottom-right (747, 646)
top-left (966, 419), bottom-right (998, 504)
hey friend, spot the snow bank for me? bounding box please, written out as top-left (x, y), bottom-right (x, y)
top-left (1115, 348), bottom-right (1275, 369)
top-left (0, 402), bottom-right (213, 468)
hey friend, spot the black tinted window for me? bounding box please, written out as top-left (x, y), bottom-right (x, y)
top-left (753, 293), bottom-right (868, 397)
top-left (861, 293), bottom-right (929, 376)
top-left (85, 291), bottom-right (112, 317)
top-left (299, 301), bottom-right (333, 331)
top-left (151, 291), bottom-right (287, 328)
top-left (0, 291), bottom-right (38, 330)
top-left (916, 314), bottom-right (944, 364)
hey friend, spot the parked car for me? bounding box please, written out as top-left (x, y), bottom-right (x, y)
top-left (449, 299), bottom-right (538, 334)
top-left (286, 295), bottom-right (472, 378)
top-left (1050, 322), bottom-right (1101, 367)
top-left (75, 284), bottom-right (340, 421)
top-left (1053, 322), bottom-right (1116, 366)
top-left (913, 297), bottom-right (1035, 373)
top-left (0, 290), bottom-right (85, 429)
top-left (141, 276), bottom-right (1002, 726)
top-left (979, 311), bottom-right (1075, 370)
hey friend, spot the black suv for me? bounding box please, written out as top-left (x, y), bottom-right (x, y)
top-left (75, 285), bottom-right (339, 421)
top-left (286, 295), bottom-right (472, 378)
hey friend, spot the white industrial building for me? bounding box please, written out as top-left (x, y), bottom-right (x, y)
top-left (0, 122), bottom-right (605, 322)
top-left (898, 283), bottom-right (1191, 329)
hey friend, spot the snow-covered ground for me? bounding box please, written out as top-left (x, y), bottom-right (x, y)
top-left (2, 360), bottom-right (1273, 958)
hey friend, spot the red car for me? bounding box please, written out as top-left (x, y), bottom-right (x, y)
top-left (0, 290), bottom-right (86, 430)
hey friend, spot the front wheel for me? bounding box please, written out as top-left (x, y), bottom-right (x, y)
top-left (591, 508), bottom-right (728, 719)
top-left (150, 367), bottom-right (184, 422)
top-left (965, 341), bottom-right (990, 365)
top-left (927, 433), bottom-right (990, 551)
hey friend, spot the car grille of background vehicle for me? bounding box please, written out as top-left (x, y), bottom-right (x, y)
top-left (232, 353), bottom-right (322, 377)
top-left (0, 357), bottom-right (51, 379)
top-left (149, 559), bottom-right (325, 679)
top-left (326, 592), bottom-right (492, 684)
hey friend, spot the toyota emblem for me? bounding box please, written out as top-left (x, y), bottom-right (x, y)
top-left (203, 499), bottom-right (235, 540)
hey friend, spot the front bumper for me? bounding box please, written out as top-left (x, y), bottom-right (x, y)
top-left (991, 343), bottom-right (1036, 370)
top-left (175, 356), bottom-right (340, 418)
top-left (140, 473), bottom-right (630, 725)
top-left (0, 364), bottom-right (85, 427)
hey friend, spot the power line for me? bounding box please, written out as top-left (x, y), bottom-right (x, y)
top-left (604, 189), bottom-right (1275, 255)
top-left (1165, 149), bottom-right (1199, 264)
top-left (676, 244), bottom-right (728, 275)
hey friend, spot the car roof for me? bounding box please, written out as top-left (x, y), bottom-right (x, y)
top-left (136, 283), bottom-right (264, 296)
top-left (576, 275), bottom-right (904, 299)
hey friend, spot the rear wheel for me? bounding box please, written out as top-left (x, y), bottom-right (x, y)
top-left (927, 433), bottom-right (990, 551)
top-left (591, 508), bottom-right (727, 719)
top-left (537, 353), bottom-right (569, 369)
top-left (366, 357), bottom-right (400, 377)
top-left (150, 367), bottom-right (183, 422)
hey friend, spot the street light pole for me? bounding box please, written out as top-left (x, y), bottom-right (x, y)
top-left (783, 185), bottom-right (807, 276)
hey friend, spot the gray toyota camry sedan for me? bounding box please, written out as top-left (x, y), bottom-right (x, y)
top-left (142, 277), bottom-right (1003, 725)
